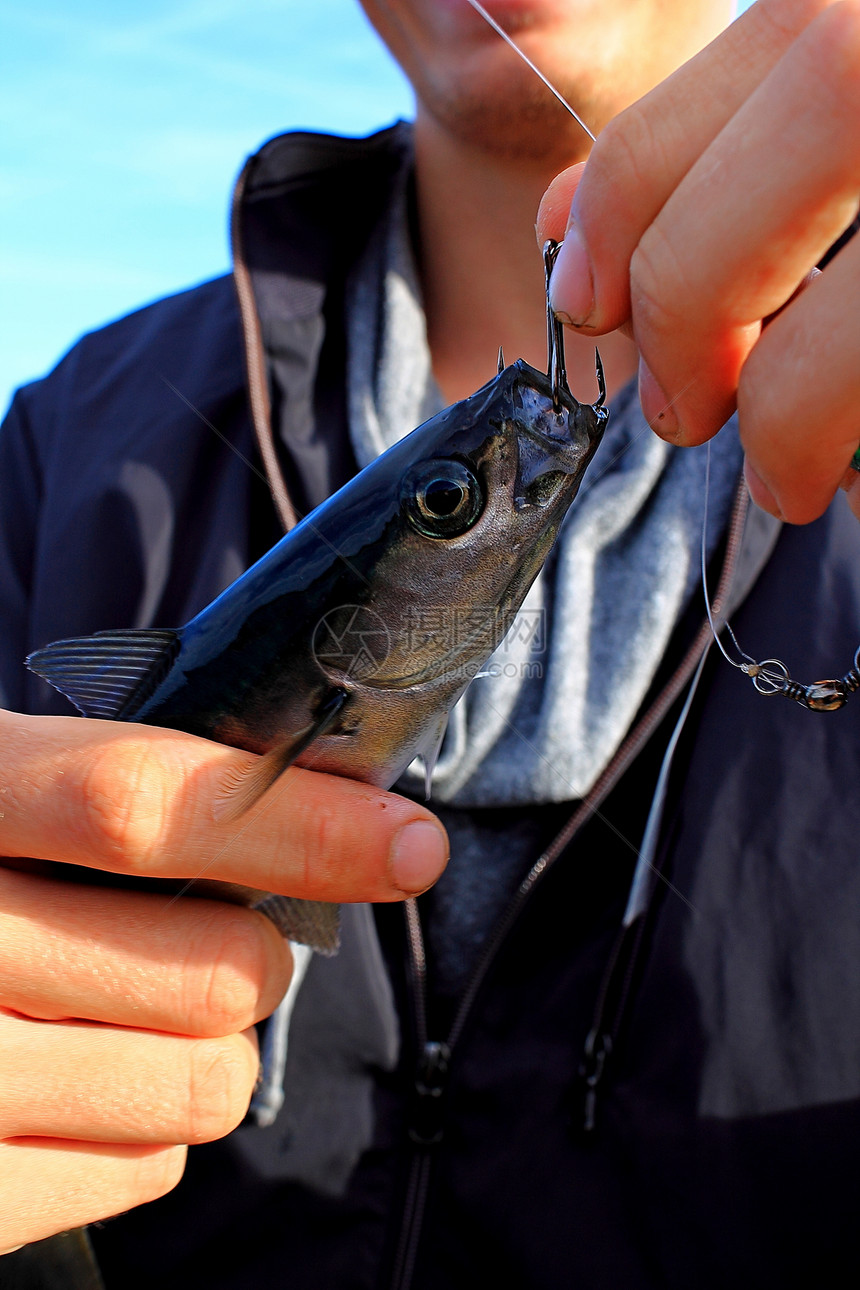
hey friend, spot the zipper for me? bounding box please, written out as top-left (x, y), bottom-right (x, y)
top-left (389, 902), bottom-right (443, 1290)
top-left (451, 484), bottom-right (748, 1052)
top-left (388, 481), bottom-right (751, 1290)
top-left (570, 490), bottom-right (756, 1135)
top-left (229, 174), bottom-right (756, 1287)
top-left (571, 642), bottom-right (713, 1134)
top-left (577, 913), bottom-right (646, 1134)
top-left (230, 158), bottom-right (298, 534)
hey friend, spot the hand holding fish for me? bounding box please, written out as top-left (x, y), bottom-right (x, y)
top-left (0, 709), bottom-right (447, 1251)
top-left (538, 0), bottom-right (860, 524)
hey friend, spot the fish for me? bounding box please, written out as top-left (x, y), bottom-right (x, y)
top-left (26, 312), bottom-right (607, 955)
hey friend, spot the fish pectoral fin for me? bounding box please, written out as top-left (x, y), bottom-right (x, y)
top-left (214, 687), bottom-right (349, 823)
top-left (213, 738), bottom-right (313, 822)
top-left (26, 628), bottom-right (181, 719)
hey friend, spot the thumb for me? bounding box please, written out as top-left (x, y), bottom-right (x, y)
top-left (536, 162), bottom-right (585, 249)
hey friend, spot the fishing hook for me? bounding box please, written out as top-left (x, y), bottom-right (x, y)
top-left (470, 0), bottom-right (860, 713)
top-left (543, 239), bottom-right (605, 414)
top-left (543, 239), bottom-right (568, 408)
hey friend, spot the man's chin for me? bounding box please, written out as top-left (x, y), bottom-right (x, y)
top-left (416, 73), bottom-right (600, 167)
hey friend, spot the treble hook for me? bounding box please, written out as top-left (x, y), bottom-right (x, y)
top-left (544, 238), bottom-right (605, 412)
top-left (543, 239), bottom-right (567, 409)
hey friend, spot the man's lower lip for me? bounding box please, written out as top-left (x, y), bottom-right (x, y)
top-left (442, 0), bottom-right (562, 22)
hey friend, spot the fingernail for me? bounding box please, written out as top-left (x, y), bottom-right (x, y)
top-left (638, 360), bottom-right (679, 440)
top-left (390, 820), bottom-right (449, 893)
top-left (743, 458), bottom-right (784, 520)
top-left (548, 223), bottom-right (594, 326)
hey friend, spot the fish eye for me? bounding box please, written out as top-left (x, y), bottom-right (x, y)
top-left (401, 459), bottom-right (484, 539)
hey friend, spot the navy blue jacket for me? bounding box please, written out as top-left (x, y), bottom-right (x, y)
top-left (3, 125), bottom-right (860, 1290)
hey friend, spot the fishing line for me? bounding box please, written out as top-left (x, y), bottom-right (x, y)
top-left (700, 441), bottom-right (860, 710)
top-left (163, 9), bottom-right (684, 920)
top-left (477, 690), bottom-right (700, 916)
top-left (464, 0), bottom-right (596, 143)
top-left (468, 1), bottom-right (860, 714)
top-left (700, 441), bottom-right (756, 673)
top-left (160, 374), bottom-right (270, 488)
top-left (159, 374), bottom-right (375, 593)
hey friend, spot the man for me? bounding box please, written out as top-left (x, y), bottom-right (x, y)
top-left (1, 0), bottom-right (859, 1285)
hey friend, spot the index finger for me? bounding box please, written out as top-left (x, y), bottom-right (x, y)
top-left (0, 711), bottom-right (449, 902)
top-left (547, 0), bottom-right (835, 332)
top-left (627, 1), bottom-right (860, 445)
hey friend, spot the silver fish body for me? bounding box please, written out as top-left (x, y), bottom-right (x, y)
top-left (27, 357), bottom-right (608, 952)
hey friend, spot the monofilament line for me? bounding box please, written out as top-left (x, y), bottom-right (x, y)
top-left (701, 440), bottom-right (753, 671)
top-left (464, 0), bottom-right (597, 143)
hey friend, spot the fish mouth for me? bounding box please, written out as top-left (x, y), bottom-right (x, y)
top-left (507, 238), bottom-right (610, 473)
top-left (508, 363), bottom-right (609, 508)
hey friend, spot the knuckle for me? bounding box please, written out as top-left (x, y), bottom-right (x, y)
top-left (808, 3), bottom-right (860, 111)
top-left (132, 1145), bottom-right (188, 1206)
top-left (738, 346), bottom-right (830, 525)
top-left (738, 329), bottom-right (792, 451)
top-left (595, 106), bottom-right (653, 191)
top-left (186, 1034), bottom-right (258, 1143)
top-left (79, 740), bottom-right (172, 873)
top-left (579, 111), bottom-right (654, 259)
top-left (299, 796), bottom-right (373, 897)
top-left (574, 108), bottom-right (667, 332)
top-left (197, 913), bottom-right (287, 1035)
top-left (276, 789), bottom-right (342, 896)
top-left (630, 228), bottom-right (688, 341)
top-left (588, 101), bottom-right (667, 232)
top-left (306, 803), bottom-right (339, 888)
top-left (263, 772), bottom-right (400, 901)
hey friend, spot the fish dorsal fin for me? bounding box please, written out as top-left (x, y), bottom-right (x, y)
top-left (26, 628), bottom-right (180, 719)
top-left (214, 687), bottom-right (349, 823)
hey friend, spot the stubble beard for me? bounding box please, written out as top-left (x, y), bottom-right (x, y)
top-left (411, 37), bottom-right (617, 169)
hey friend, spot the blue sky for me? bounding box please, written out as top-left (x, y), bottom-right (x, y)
top-left (0, 1), bottom-right (413, 413)
top-left (1, 2), bottom-right (752, 415)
